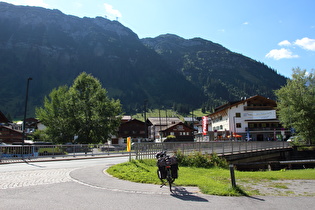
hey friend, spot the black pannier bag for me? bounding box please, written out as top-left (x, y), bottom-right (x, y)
top-left (158, 166), bottom-right (167, 179)
top-left (169, 157), bottom-right (178, 179)
top-left (171, 164), bottom-right (178, 178)
top-left (157, 158), bottom-right (167, 179)
top-left (157, 155), bottom-right (179, 179)
top-left (165, 156), bottom-right (178, 179)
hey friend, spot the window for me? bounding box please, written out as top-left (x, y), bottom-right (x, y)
top-left (236, 123), bottom-right (242, 128)
top-left (235, 113), bottom-right (241, 117)
top-left (177, 125), bottom-right (183, 129)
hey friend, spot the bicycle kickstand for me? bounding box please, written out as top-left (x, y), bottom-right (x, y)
top-left (160, 181), bottom-right (166, 188)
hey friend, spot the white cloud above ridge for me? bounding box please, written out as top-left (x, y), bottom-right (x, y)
top-left (267, 37), bottom-right (315, 60)
top-left (103, 3), bottom-right (122, 19)
top-left (294, 37), bottom-right (315, 51)
top-left (265, 48), bottom-right (299, 60)
top-left (278, 40), bottom-right (291, 46)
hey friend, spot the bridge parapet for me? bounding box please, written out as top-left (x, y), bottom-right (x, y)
top-left (133, 141), bottom-right (290, 160)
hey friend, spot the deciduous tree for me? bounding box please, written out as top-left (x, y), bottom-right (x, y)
top-left (36, 72), bottom-right (122, 144)
top-left (275, 68), bottom-right (315, 144)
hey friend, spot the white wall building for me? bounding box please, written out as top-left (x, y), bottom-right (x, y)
top-left (197, 95), bottom-right (290, 141)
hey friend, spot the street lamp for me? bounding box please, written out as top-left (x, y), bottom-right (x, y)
top-left (22, 77), bottom-right (32, 145)
top-left (143, 99), bottom-right (148, 140)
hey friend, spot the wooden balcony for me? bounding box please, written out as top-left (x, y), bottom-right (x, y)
top-left (244, 106), bottom-right (275, 110)
top-left (245, 127), bottom-right (288, 132)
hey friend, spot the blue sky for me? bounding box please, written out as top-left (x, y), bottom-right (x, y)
top-left (2, 0), bottom-right (315, 78)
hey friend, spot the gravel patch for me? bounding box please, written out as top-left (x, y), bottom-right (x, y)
top-left (238, 179), bottom-right (315, 196)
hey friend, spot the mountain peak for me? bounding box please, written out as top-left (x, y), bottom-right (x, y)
top-left (0, 2), bottom-right (286, 119)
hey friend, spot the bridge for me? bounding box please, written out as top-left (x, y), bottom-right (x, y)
top-left (133, 141), bottom-right (291, 159)
top-left (1, 141), bottom-right (291, 165)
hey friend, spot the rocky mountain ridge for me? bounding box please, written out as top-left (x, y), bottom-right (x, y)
top-left (0, 2), bottom-right (286, 119)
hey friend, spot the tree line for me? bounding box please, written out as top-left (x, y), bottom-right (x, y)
top-left (35, 68), bottom-right (315, 145)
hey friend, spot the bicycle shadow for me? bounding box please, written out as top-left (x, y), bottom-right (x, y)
top-left (170, 186), bottom-right (208, 202)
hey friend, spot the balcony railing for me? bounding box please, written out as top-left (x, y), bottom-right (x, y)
top-left (244, 106), bottom-right (275, 110)
top-left (245, 127), bottom-right (288, 131)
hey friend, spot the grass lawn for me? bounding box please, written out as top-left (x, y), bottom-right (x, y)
top-left (107, 159), bottom-right (315, 196)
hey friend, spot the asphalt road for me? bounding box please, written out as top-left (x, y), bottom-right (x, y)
top-left (0, 157), bottom-right (314, 210)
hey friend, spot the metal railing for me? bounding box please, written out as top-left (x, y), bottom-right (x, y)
top-left (0, 144), bottom-right (129, 163)
top-left (1, 141), bottom-right (290, 163)
top-left (133, 141), bottom-right (290, 160)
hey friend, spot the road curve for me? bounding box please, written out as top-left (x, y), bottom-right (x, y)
top-left (0, 157), bottom-right (314, 210)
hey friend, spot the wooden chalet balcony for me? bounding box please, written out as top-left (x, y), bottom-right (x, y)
top-left (243, 106), bottom-right (275, 110)
top-left (245, 127), bottom-right (288, 132)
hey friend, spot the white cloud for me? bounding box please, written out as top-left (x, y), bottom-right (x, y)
top-left (5, 0), bottom-right (49, 8)
top-left (278, 40), bottom-right (291, 47)
top-left (294, 37), bottom-right (315, 51)
top-left (265, 48), bottom-right (299, 60)
top-left (103, 3), bottom-right (122, 19)
top-left (243, 22), bottom-right (249, 25)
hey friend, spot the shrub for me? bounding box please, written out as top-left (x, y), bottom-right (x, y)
top-left (175, 150), bottom-right (228, 169)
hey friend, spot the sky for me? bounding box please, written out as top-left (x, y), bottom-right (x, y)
top-left (1, 0), bottom-right (315, 78)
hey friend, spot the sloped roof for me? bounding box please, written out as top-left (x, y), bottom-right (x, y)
top-left (183, 117), bottom-right (199, 122)
top-left (212, 95), bottom-right (276, 114)
top-left (0, 111), bottom-right (10, 123)
top-left (121, 118), bottom-right (144, 125)
top-left (160, 122), bottom-right (195, 132)
top-left (0, 125), bottom-right (23, 134)
top-left (147, 117), bottom-right (182, 126)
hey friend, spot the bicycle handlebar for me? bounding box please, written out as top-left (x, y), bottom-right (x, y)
top-left (156, 150), bottom-right (168, 159)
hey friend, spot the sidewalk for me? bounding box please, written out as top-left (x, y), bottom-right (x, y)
top-left (0, 153), bottom-right (132, 164)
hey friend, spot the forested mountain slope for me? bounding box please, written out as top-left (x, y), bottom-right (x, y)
top-left (0, 2), bottom-right (286, 119)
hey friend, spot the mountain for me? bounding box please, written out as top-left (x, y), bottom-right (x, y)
top-left (0, 2), bottom-right (287, 119)
top-left (0, 2), bottom-right (203, 119)
top-left (141, 34), bottom-right (287, 110)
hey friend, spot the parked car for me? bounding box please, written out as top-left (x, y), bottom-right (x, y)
top-left (287, 136), bottom-right (306, 145)
top-left (33, 142), bottom-right (65, 156)
top-left (64, 143), bottom-right (92, 153)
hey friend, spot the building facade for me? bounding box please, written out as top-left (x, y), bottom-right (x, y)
top-left (147, 117), bottom-right (182, 142)
top-left (115, 119), bottom-right (147, 144)
top-left (160, 122), bottom-right (195, 142)
top-left (196, 95), bottom-right (290, 141)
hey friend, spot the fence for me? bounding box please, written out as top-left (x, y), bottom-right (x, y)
top-left (133, 141), bottom-right (290, 160)
top-left (1, 141), bottom-right (290, 164)
top-left (0, 144), bottom-right (129, 163)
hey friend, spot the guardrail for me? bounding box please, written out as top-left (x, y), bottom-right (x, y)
top-left (0, 144), bottom-right (129, 164)
top-left (234, 159), bottom-right (315, 171)
top-left (133, 141), bottom-right (290, 160)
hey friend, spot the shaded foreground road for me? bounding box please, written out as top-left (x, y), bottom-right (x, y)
top-left (0, 157), bottom-right (314, 210)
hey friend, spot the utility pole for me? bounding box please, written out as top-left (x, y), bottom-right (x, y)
top-left (22, 77), bottom-right (32, 144)
top-left (22, 77), bottom-right (32, 158)
top-left (144, 100), bottom-right (148, 140)
top-left (159, 108), bottom-right (162, 141)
